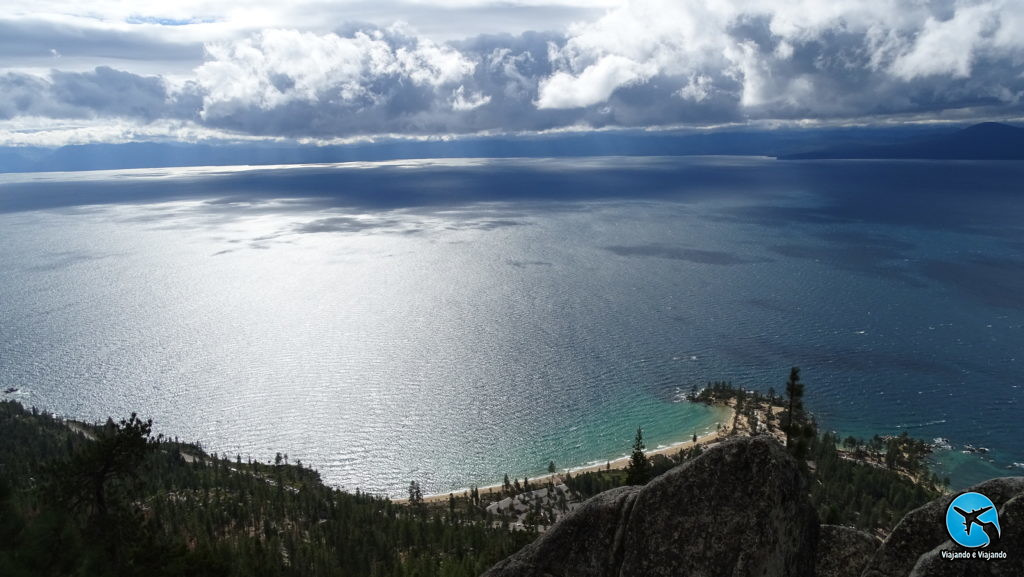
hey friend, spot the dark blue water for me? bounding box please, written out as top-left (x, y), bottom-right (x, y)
top-left (1, 157), bottom-right (1021, 493)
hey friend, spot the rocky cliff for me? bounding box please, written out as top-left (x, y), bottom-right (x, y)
top-left (481, 436), bottom-right (1023, 577)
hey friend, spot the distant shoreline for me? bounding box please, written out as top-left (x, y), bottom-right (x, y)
top-left (415, 404), bottom-right (735, 504)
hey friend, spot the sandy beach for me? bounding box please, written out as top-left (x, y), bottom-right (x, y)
top-left (415, 405), bottom-right (735, 504)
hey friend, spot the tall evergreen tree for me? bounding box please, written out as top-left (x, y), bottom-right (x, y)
top-left (784, 367), bottom-right (805, 452)
top-left (408, 480), bottom-right (423, 507)
top-left (626, 427), bottom-right (649, 485)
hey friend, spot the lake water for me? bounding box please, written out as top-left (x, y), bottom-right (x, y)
top-left (1, 156), bottom-right (1022, 495)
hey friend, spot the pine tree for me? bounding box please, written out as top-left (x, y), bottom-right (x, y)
top-left (784, 367), bottom-right (804, 450)
top-left (626, 427), bottom-right (649, 485)
top-left (51, 412), bottom-right (154, 523)
top-left (408, 480), bottom-right (423, 507)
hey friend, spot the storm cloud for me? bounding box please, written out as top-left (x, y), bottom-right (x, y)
top-left (2, 0), bottom-right (1023, 145)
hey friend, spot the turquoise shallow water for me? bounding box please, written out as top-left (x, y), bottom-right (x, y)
top-left (1, 157), bottom-right (1022, 495)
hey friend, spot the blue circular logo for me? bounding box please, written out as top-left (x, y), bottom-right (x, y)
top-left (945, 492), bottom-right (1001, 548)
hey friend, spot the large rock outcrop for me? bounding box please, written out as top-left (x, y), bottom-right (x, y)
top-left (816, 525), bottom-right (881, 577)
top-left (863, 477), bottom-right (1024, 577)
top-left (906, 492), bottom-right (1024, 577)
top-left (482, 437), bottom-right (1024, 577)
top-left (482, 485), bottom-right (641, 577)
top-left (482, 436), bottom-right (819, 577)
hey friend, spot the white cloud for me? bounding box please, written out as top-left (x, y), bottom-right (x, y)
top-left (0, 116), bottom-right (254, 147)
top-left (450, 85), bottom-right (491, 110)
top-left (536, 54), bottom-right (653, 108)
top-left (195, 28), bottom-right (474, 114)
top-left (535, 0), bottom-right (1024, 116)
top-left (723, 41), bottom-right (769, 109)
top-left (537, 0), bottom-right (728, 108)
top-left (889, 4), bottom-right (997, 80)
top-left (678, 74), bottom-right (712, 103)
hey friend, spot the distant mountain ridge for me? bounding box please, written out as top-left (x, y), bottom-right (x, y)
top-left (2, 123), bottom-right (1020, 173)
top-left (0, 125), bottom-right (956, 173)
top-left (780, 122), bottom-right (1024, 160)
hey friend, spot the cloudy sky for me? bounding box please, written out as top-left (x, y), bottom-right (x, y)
top-left (2, 0), bottom-right (1023, 146)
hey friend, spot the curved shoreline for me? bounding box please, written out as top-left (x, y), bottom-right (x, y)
top-left (416, 404), bottom-right (734, 503)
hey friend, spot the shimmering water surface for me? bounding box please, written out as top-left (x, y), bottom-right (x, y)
top-left (1, 156), bottom-right (1022, 494)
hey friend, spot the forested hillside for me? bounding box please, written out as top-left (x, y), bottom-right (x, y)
top-left (0, 401), bottom-right (534, 577)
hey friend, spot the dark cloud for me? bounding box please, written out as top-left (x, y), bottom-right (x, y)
top-left (0, 72), bottom-right (57, 119)
top-left (51, 67), bottom-right (183, 121)
top-left (0, 67), bottom-right (198, 121)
